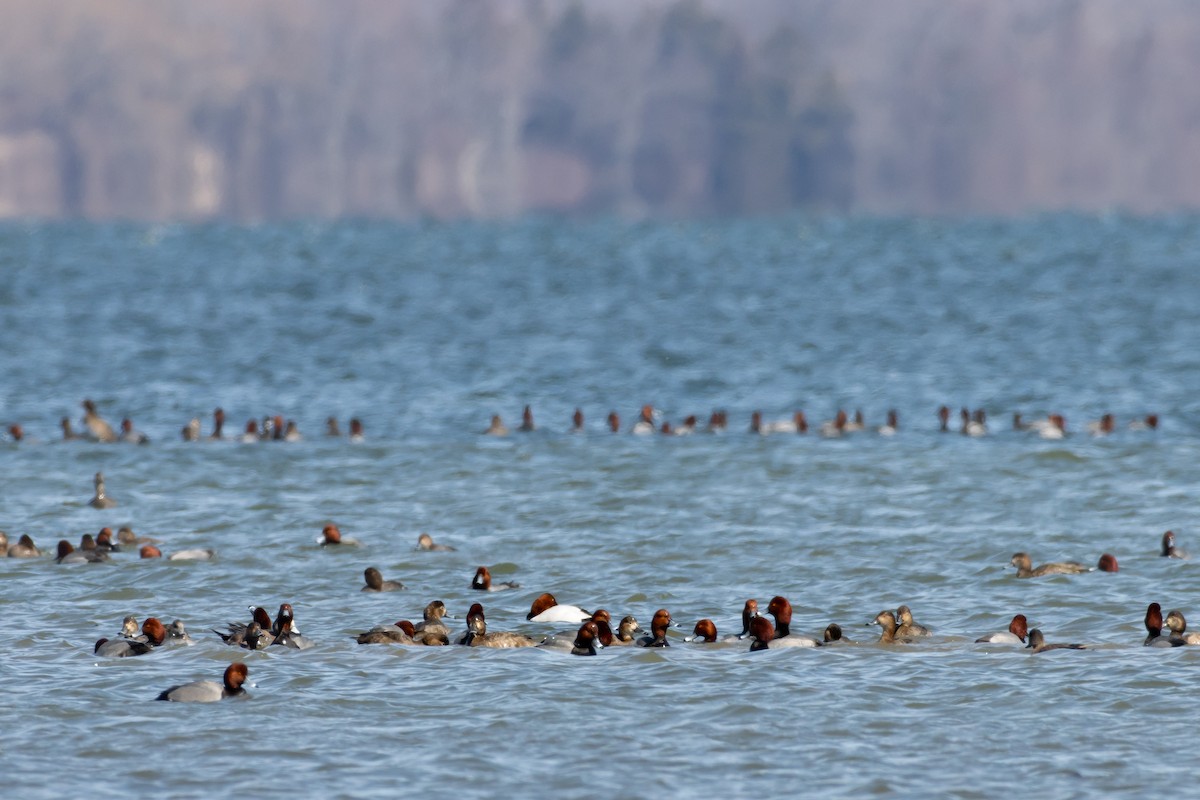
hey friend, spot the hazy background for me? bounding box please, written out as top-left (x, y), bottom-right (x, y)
top-left (1, 0), bottom-right (1195, 221)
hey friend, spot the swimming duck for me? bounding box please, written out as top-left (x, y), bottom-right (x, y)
top-left (89, 472), bottom-right (117, 509)
top-left (1009, 552), bottom-right (1090, 578)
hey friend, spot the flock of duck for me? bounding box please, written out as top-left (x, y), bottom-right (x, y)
top-left (486, 404), bottom-right (1160, 438)
top-left (0, 399), bottom-right (1175, 704)
top-left (0, 400), bottom-right (1160, 444)
top-left (5, 512), bottom-right (1190, 703)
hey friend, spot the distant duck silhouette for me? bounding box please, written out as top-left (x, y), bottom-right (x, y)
top-left (82, 399), bottom-right (117, 442)
top-left (181, 418), bottom-right (201, 441)
top-left (61, 417), bottom-right (81, 440)
top-left (571, 408), bottom-right (584, 432)
top-left (485, 415), bottom-right (509, 436)
top-left (326, 417), bottom-right (341, 436)
top-left (209, 408), bottom-right (225, 439)
top-left (348, 418), bottom-right (364, 442)
top-left (606, 411), bottom-right (620, 433)
top-left (1129, 414), bottom-right (1159, 431)
top-left (120, 418), bottom-right (149, 444)
top-left (519, 405), bottom-right (535, 432)
top-left (89, 472), bottom-right (117, 509)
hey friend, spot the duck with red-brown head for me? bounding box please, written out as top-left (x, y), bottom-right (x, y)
top-left (7, 424), bottom-right (23, 442)
top-left (526, 592), bottom-right (590, 623)
top-left (569, 621), bottom-right (601, 656)
top-left (636, 609), bottom-right (673, 647)
top-left (976, 614), bottom-right (1028, 645)
top-left (356, 619), bottom-right (416, 645)
top-left (737, 599), bottom-right (760, 639)
top-left (209, 408), bottom-right (225, 440)
top-left (938, 406), bottom-right (951, 432)
top-left (1097, 553), bottom-right (1119, 573)
top-left (317, 523), bottom-right (360, 547)
top-left (820, 410), bottom-right (848, 437)
top-left (471, 566), bottom-right (519, 592)
top-left (96, 617), bottom-right (165, 657)
top-left (631, 405), bottom-right (655, 435)
top-left (766, 596), bottom-right (821, 646)
top-left (519, 405), bottom-right (535, 432)
top-left (684, 619), bottom-right (719, 643)
top-left (56, 539), bottom-right (109, 564)
top-left (157, 662), bottom-right (249, 703)
top-left (241, 420), bottom-right (259, 443)
top-left (606, 411), bottom-right (619, 433)
top-left (748, 616), bottom-right (776, 651)
top-left (1142, 603), bottom-right (1176, 647)
top-left (348, 418), bottom-right (364, 441)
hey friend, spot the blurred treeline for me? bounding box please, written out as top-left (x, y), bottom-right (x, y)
top-left (0, 0), bottom-right (1193, 219)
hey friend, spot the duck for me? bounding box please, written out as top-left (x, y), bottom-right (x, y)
top-left (316, 523), bottom-right (360, 547)
top-left (362, 567), bottom-right (405, 592)
top-left (1164, 610), bottom-right (1200, 646)
top-left (872, 610), bottom-right (902, 644)
top-left (271, 603), bottom-right (301, 638)
top-left (157, 663), bottom-right (249, 703)
top-left (938, 405), bottom-right (952, 432)
top-left (119, 418), bottom-right (149, 444)
top-left (877, 410), bottom-right (898, 436)
top-left (181, 417), bottom-right (201, 441)
top-left (519, 405), bottom-right (535, 432)
top-left (356, 620), bottom-right (417, 645)
top-left (56, 540), bottom-right (109, 564)
top-left (631, 405), bottom-right (656, 435)
top-left (628, 407), bottom-right (657, 438)
top-left (484, 415), bottom-right (509, 436)
top-left (1009, 552), bottom-right (1090, 578)
top-left (609, 615), bottom-right (641, 645)
top-left (89, 472), bottom-right (117, 509)
top-left (348, 418), bottom-right (364, 442)
top-left (471, 566), bottom-right (519, 591)
top-left (209, 408), bottom-right (225, 439)
top-left (747, 616), bottom-right (780, 651)
top-left (571, 621), bottom-right (601, 656)
top-left (326, 417), bottom-right (341, 436)
top-left (683, 618), bottom-right (739, 643)
top-left (1161, 531), bottom-right (1187, 559)
top-left (1026, 629), bottom-right (1086, 653)
top-left (167, 548), bottom-right (216, 561)
top-left (81, 399), bottom-right (117, 442)
top-left (117, 527), bottom-right (159, 547)
top-left (526, 593), bottom-right (590, 623)
top-left (895, 605), bottom-right (932, 638)
top-left (93, 528), bottom-right (119, 552)
top-left (240, 420), bottom-right (259, 443)
top-left (606, 411), bottom-right (620, 433)
top-left (1142, 603), bottom-right (1177, 647)
top-left (961, 408), bottom-right (987, 437)
top-left (7, 534), bottom-right (41, 558)
top-left (823, 623), bottom-right (850, 643)
top-left (283, 420), bottom-right (302, 441)
top-left (1097, 553), bottom-right (1119, 573)
top-left (95, 618), bottom-right (166, 657)
top-left (975, 614), bottom-right (1028, 644)
top-left (706, 410), bottom-right (727, 433)
top-left (1038, 414), bottom-right (1067, 440)
top-left (1086, 414), bottom-right (1115, 436)
top-left (1129, 414), bottom-right (1159, 431)
top-left (462, 604), bottom-right (537, 648)
top-left (413, 600), bottom-right (451, 644)
top-left (765, 596), bottom-right (821, 647)
top-left (416, 532), bottom-right (455, 551)
top-left (61, 417), bottom-right (82, 440)
top-left (636, 609), bottom-right (673, 647)
top-left (270, 617), bottom-right (315, 650)
top-left (216, 607), bottom-right (276, 649)
top-left (819, 410), bottom-right (848, 437)
top-left (737, 599), bottom-right (760, 639)
top-left (167, 620), bottom-right (194, 645)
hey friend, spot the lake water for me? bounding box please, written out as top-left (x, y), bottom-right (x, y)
top-left (1, 214), bottom-right (1199, 798)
